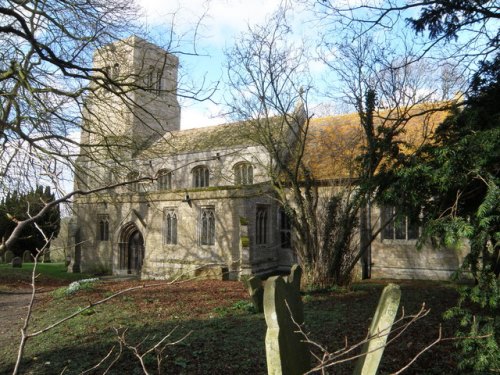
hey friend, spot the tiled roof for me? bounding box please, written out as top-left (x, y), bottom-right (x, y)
top-left (304, 104), bottom-right (449, 180)
top-left (141, 103), bottom-right (449, 180)
top-left (141, 121), bottom-right (259, 157)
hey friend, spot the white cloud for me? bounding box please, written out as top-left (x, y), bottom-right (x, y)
top-left (181, 102), bottom-right (227, 129)
top-left (137, 0), bottom-right (285, 47)
top-left (136, 1), bottom-right (319, 125)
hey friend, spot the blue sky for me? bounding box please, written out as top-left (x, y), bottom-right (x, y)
top-left (135, 0), bottom-right (495, 129)
top-left (137, 0), bottom-right (315, 129)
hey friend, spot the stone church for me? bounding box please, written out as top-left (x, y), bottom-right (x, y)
top-left (69, 37), bottom-right (465, 281)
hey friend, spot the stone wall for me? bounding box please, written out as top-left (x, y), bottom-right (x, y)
top-left (371, 241), bottom-right (467, 280)
top-left (73, 181), bottom-right (291, 280)
top-left (370, 207), bottom-right (467, 280)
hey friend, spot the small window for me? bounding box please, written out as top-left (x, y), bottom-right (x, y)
top-left (200, 207), bottom-right (215, 245)
top-left (158, 169), bottom-right (172, 191)
top-left (101, 167), bottom-right (113, 185)
top-left (256, 205), bottom-right (269, 245)
top-left (112, 63), bottom-right (120, 79)
top-left (146, 65), bottom-right (155, 88)
top-left (156, 71), bottom-right (163, 95)
top-left (192, 166), bottom-right (209, 188)
top-left (381, 206), bottom-right (419, 241)
top-left (98, 215), bottom-right (109, 241)
top-left (279, 208), bottom-right (292, 248)
top-left (234, 163), bottom-right (254, 185)
top-left (126, 171), bottom-right (140, 192)
top-left (163, 209), bottom-right (177, 245)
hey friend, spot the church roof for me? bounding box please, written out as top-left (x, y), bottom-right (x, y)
top-left (305, 104), bottom-right (449, 180)
top-left (141, 103), bottom-right (449, 180)
top-left (141, 121), bottom-right (259, 158)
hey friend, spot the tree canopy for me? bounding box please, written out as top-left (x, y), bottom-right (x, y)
top-left (377, 51), bottom-right (499, 374)
top-left (0, 186), bottom-right (60, 257)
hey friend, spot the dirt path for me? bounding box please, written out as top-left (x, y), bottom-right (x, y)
top-left (0, 289), bottom-right (33, 353)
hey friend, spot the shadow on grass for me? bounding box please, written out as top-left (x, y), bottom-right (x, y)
top-left (0, 280), bottom-right (460, 375)
top-left (2, 313), bottom-right (267, 375)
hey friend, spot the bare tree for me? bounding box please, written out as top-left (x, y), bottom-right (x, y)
top-left (1, 0), bottom-right (138, 191)
top-left (224, 8), bottom-right (325, 285)
top-left (308, 23), bottom-right (454, 283)
top-left (0, 0), bottom-right (213, 259)
top-left (311, 0), bottom-right (498, 95)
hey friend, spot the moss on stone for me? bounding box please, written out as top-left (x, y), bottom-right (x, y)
top-left (241, 235), bottom-right (250, 248)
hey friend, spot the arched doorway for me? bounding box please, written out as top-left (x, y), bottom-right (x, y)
top-left (127, 230), bottom-right (144, 273)
top-left (119, 223), bottom-right (145, 274)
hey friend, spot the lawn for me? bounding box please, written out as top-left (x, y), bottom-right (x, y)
top-left (0, 270), bottom-right (461, 374)
top-left (0, 262), bottom-right (92, 289)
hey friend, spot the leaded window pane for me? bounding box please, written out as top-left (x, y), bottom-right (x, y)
top-left (234, 163), bottom-right (254, 185)
top-left (158, 170), bottom-right (172, 191)
top-left (164, 211), bottom-right (177, 245)
top-left (394, 216), bottom-right (406, 239)
top-left (200, 208), bottom-right (215, 245)
top-left (381, 206), bottom-right (419, 241)
top-left (407, 218), bottom-right (419, 240)
top-left (98, 215), bottom-right (109, 241)
top-left (193, 166), bottom-right (209, 188)
top-left (381, 206), bottom-right (394, 240)
top-left (256, 206), bottom-right (268, 245)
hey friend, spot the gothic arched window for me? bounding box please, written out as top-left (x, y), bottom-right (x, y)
top-left (192, 166), bottom-right (209, 188)
top-left (200, 208), bottom-right (215, 246)
top-left (98, 215), bottom-right (109, 241)
top-left (256, 205), bottom-right (269, 245)
top-left (163, 209), bottom-right (177, 245)
top-left (158, 169), bottom-right (172, 191)
top-left (234, 162), bottom-right (254, 185)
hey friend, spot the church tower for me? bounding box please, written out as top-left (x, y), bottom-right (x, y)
top-left (82, 36), bottom-right (181, 151)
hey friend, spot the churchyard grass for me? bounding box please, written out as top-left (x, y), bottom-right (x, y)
top-left (0, 276), bottom-right (461, 374)
top-left (0, 262), bottom-right (92, 289)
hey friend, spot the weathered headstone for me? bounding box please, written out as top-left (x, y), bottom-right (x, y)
top-left (4, 250), bottom-right (14, 264)
top-left (245, 276), bottom-right (264, 313)
top-left (23, 250), bottom-right (34, 263)
top-left (264, 264), bottom-right (310, 375)
top-left (353, 283), bottom-right (401, 375)
top-left (42, 250), bottom-right (51, 263)
top-left (194, 266), bottom-right (228, 280)
top-left (12, 257), bottom-right (22, 268)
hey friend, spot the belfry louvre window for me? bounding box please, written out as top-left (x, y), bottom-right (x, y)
top-left (98, 215), bottom-right (109, 241)
top-left (256, 205), bottom-right (269, 245)
top-left (192, 166), bottom-right (209, 188)
top-left (200, 208), bottom-right (215, 246)
top-left (234, 163), bottom-right (254, 185)
top-left (145, 65), bottom-right (154, 89)
top-left (158, 169), bottom-right (172, 191)
top-left (112, 63), bottom-right (120, 79)
top-left (381, 206), bottom-right (419, 240)
top-left (156, 71), bottom-right (163, 95)
top-left (163, 209), bottom-right (177, 245)
top-left (126, 171), bottom-right (140, 192)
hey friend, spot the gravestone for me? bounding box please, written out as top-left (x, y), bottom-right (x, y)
top-left (12, 257), bottom-right (22, 268)
top-left (194, 266), bottom-right (228, 280)
top-left (353, 283), bottom-right (401, 375)
top-left (42, 250), bottom-right (51, 263)
top-left (264, 264), bottom-right (310, 375)
top-left (244, 276), bottom-right (264, 313)
top-left (23, 250), bottom-right (34, 263)
top-left (4, 250), bottom-right (14, 264)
